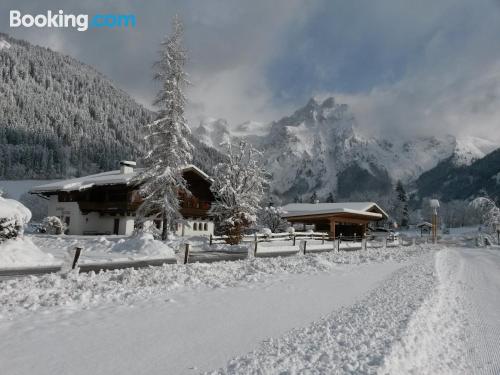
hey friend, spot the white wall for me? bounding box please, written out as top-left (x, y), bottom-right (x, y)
top-left (176, 220), bottom-right (214, 236)
top-left (47, 196), bottom-right (135, 235)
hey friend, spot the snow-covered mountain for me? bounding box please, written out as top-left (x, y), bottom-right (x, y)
top-left (194, 97), bottom-right (498, 201)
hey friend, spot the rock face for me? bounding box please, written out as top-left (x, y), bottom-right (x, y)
top-left (195, 97), bottom-right (498, 201)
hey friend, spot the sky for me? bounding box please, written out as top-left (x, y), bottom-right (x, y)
top-left (2, 0), bottom-right (500, 140)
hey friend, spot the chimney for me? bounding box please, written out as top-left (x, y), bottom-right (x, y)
top-left (120, 160), bottom-right (136, 174)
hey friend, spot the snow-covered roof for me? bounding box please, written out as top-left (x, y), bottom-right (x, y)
top-left (30, 164), bottom-right (211, 194)
top-left (281, 202), bottom-right (388, 220)
top-left (416, 222), bottom-right (433, 228)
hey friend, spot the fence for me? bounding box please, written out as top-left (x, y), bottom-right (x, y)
top-left (208, 231), bottom-right (408, 255)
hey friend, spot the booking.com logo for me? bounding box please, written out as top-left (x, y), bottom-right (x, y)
top-left (9, 10), bottom-right (136, 31)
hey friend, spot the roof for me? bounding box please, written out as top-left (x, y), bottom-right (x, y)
top-left (30, 164), bottom-right (212, 194)
top-left (281, 202), bottom-right (388, 220)
top-left (416, 222), bottom-right (433, 228)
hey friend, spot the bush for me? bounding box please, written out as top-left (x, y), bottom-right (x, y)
top-left (0, 197), bottom-right (32, 242)
top-left (42, 216), bottom-right (66, 235)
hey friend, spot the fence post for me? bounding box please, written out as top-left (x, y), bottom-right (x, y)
top-left (72, 247), bottom-right (82, 270)
top-left (303, 240), bottom-right (307, 255)
top-left (322, 234), bottom-right (325, 244)
top-left (209, 234), bottom-right (213, 246)
top-left (362, 237), bottom-right (367, 250)
top-left (384, 236), bottom-right (388, 249)
top-left (354, 233), bottom-right (357, 243)
top-left (254, 233), bottom-right (258, 256)
top-left (412, 238), bottom-right (416, 246)
top-left (293, 234), bottom-right (296, 246)
top-left (184, 243), bottom-right (190, 264)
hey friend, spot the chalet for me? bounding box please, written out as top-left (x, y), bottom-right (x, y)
top-left (281, 202), bottom-right (388, 238)
top-left (30, 161), bottom-right (215, 236)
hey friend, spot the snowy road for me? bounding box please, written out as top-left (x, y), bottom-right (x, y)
top-left (0, 261), bottom-right (404, 375)
top-left (2, 245), bottom-right (500, 374)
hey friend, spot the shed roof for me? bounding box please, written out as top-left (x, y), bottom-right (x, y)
top-left (281, 202), bottom-right (388, 220)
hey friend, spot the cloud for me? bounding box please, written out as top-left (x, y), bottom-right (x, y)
top-left (2, 0), bottom-right (500, 140)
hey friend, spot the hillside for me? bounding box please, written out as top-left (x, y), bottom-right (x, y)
top-left (416, 148), bottom-right (500, 201)
top-left (0, 33), bottom-right (154, 179)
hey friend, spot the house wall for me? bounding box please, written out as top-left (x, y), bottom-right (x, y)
top-left (47, 195), bottom-right (213, 236)
top-left (47, 196), bottom-right (136, 235)
top-left (176, 220), bottom-right (214, 236)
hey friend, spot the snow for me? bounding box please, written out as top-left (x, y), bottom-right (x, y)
top-left (380, 248), bottom-right (471, 374)
top-left (0, 39), bottom-right (11, 50)
top-left (110, 233), bottom-right (176, 259)
top-left (29, 165), bottom-right (209, 194)
top-left (214, 254), bottom-right (436, 374)
top-left (281, 202), bottom-right (387, 218)
top-left (0, 197), bottom-right (31, 222)
top-left (30, 234), bottom-right (176, 264)
top-left (3, 238), bottom-right (500, 374)
top-left (195, 97), bottom-right (500, 198)
top-left (0, 243), bottom-right (428, 374)
top-left (0, 261), bottom-right (404, 375)
top-left (0, 237), bottom-right (55, 268)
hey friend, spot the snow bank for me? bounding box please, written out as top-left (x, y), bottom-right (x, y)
top-left (0, 237), bottom-right (55, 268)
top-left (110, 233), bottom-right (176, 259)
top-left (0, 243), bottom-right (435, 317)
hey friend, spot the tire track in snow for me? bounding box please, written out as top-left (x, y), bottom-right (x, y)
top-left (379, 249), bottom-right (472, 375)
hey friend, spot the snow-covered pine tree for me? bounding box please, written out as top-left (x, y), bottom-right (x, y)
top-left (326, 192), bottom-right (335, 203)
top-left (134, 16), bottom-right (193, 240)
top-left (209, 141), bottom-right (267, 244)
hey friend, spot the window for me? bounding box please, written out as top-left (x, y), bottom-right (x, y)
top-left (204, 223), bottom-right (208, 231)
top-left (193, 223), bottom-right (198, 231)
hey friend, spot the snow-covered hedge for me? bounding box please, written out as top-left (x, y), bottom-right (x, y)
top-left (0, 197), bottom-right (31, 242)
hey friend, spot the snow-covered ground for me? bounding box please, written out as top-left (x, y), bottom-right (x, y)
top-left (1, 240), bottom-right (500, 374)
top-left (32, 233), bottom-right (176, 263)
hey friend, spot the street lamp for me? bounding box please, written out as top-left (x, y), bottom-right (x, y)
top-left (429, 199), bottom-right (440, 243)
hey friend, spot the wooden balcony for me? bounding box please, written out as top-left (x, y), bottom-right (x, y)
top-left (78, 201), bottom-right (140, 213)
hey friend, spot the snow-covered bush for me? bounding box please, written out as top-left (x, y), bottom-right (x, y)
top-left (286, 227), bottom-right (295, 234)
top-left (0, 197), bottom-right (32, 242)
top-left (470, 197), bottom-right (500, 233)
top-left (258, 206), bottom-right (289, 233)
top-left (42, 216), bottom-right (66, 235)
top-left (210, 141), bottom-right (267, 244)
top-left (260, 228), bottom-right (272, 238)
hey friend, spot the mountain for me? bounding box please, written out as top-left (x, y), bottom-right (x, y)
top-left (415, 148), bottom-right (500, 201)
top-left (195, 97), bottom-right (498, 201)
top-left (0, 33), bottom-right (155, 179)
top-left (0, 34), bottom-right (224, 180)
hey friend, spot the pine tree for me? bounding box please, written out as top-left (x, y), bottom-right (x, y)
top-left (134, 16), bottom-right (193, 240)
top-left (326, 192), bottom-right (335, 203)
top-left (209, 141), bottom-right (267, 244)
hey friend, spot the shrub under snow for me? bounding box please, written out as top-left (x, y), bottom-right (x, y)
top-left (0, 197), bottom-right (31, 242)
top-left (42, 216), bottom-right (66, 235)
